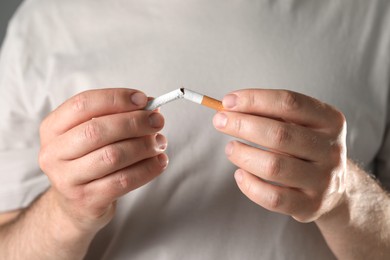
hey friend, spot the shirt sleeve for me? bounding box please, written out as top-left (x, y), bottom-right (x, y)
top-left (0, 2), bottom-right (51, 212)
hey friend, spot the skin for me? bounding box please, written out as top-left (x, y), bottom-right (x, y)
top-left (0, 88), bottom-right (389, 259)
top-left (0, 88), bottom-right (169, 259)
top-left (212, 89), bottom-right (390, 259)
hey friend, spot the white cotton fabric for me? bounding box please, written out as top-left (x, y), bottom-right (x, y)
top-left (1, 0), bottom-right (390, 259)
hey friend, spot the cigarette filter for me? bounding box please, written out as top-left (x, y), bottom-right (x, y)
top-left (145, 88), bottom-right (223, 111)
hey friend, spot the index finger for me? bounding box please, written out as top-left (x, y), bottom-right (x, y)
top-left (222, 89), bottom-right (344, 130)
top-left (41, 88), bottom-right (148, 139)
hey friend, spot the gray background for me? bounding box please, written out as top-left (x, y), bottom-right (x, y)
top-left (0, 0), bottom-right (23, 47)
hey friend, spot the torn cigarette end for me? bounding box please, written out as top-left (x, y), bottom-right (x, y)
top-left (201, 95), bottom-right (224, 111)
top-left (145, 88), bottom-right (224, 111)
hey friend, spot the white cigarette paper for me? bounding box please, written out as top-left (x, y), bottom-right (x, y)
top-left (145, 88), bottom-right (184, 110)
top-left (145, 88), bottom-right (223, 111)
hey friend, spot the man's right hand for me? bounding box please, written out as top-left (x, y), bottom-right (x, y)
top-left (39, 88), bottom-right (168, 233)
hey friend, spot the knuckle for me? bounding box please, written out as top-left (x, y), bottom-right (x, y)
top-left (72, 92), bottom-right (88, 112)
top-left (128, 115), bottom-right (139, 131)
top-left (84, 120), bottom-right (103, 144)
top-left (142, 136), bottom-right (153, 153)
top-left (107, 89), bottom-right (119, 107)
top-left (234, 117), bottom-right (243, 134)
top-left (267, 191), bottom-right (283, 210)
top-left (244, 178), bottom-right (255, 196)
top-left (145, 158), bottom-right (159, 176)
top-left (309, 133), bottom-right (319, 145)
top-left (102, 146), bottom-right (121, 166)
top-left (247, 90), bottom-right (257, 108)
top-left (241, 176), bottom-right (260, 203)
top-left (280, 90), bottom-right (300, 113)
top-left (149, 156), bottom-right (166, 176)
top-left (116, 172), bottom-right (131, 190)
top-left (266, 155), bottom-right (282, 179)
top-left (271, 125), bottom-right (291, 147)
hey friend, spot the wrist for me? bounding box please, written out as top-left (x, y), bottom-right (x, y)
top-left (48, 187), bottom-right (115, 231)
top-left (42, 188), bottom-right (102, 253)
top-left (4, 188), bottom-right (105, 260)
top-left (315, 160), bottom-right (357, 229)
top-left (315, 190), bottom-right (350, 228)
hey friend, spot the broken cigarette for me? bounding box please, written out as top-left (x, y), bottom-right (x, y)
top-left (145, 88), bottom-right (223, 111)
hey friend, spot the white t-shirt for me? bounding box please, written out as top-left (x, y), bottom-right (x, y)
top-left (1, 0), bottom-right (390, 259)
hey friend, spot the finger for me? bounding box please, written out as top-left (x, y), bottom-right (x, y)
top-left (222, 89), bottom-right (345, 131)
top-left (66, 134), bottom-right (168, 184)
top-left (225, 141), bottom-right (325, 190)
top-left (234, 169), bottom-right (315, 221)
top-left (83, 153), bottom-right (169, 207)
top-left (41, 88), bottom-right (148, 142)
top-left (53, 111), bottom-right (164, 159)
top-left (213, 111), bottom-right (331, 161)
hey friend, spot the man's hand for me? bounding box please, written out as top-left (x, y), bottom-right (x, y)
top-left (39, 88), bottom-right (169, 232)
top-left (213, 89), bottom-right (347, 222)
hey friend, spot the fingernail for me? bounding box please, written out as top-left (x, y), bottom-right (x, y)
top-left (234, 170), bottom-right (243, 183)
top-left (155, 134), bottom-right (167, 151)
top-left (213, 112), bottom-right (228, 129)
top-left (157, 153), bottom-right (169, 168)
top-left (225, 142), bottom-right (234, 156)
top-left (223, 94), bottom-right (237, 109)
top-left (131, 92), bottom-right (148, 106)
top-left (149, 113), bottom-right (164, 128)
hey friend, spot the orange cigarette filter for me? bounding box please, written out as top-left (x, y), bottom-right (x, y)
top-left (201, 95), bottom-right (224, 111)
